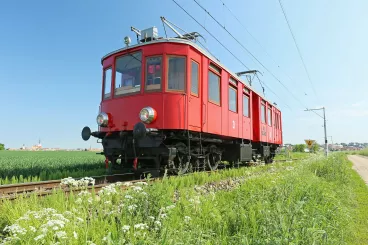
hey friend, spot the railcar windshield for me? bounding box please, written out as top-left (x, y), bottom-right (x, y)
top-left (114, 51), bottom-right (142, 96)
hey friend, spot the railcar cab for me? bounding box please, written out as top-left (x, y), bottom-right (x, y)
top-left (81, 25), bottom-right (202, 175)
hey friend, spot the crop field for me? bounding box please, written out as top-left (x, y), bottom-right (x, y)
top-left (0, 151), bottom-right (105, 184)
top-left (0, 153), bottom-right (367, 244)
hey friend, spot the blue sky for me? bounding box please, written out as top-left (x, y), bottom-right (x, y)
top-left (1, 0), bottom-right (367, 149)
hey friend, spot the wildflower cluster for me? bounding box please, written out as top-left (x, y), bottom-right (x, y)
top-left (60, 177), bottom-right (95, 187)
top-left (1, 208), bottom-right (83, 244)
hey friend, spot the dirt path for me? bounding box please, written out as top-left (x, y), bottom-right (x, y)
top-left (347, 155), bottom-right (368, 185)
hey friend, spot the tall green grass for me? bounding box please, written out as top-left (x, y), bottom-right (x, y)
top-left (1, 153), bottom-right (367, 244)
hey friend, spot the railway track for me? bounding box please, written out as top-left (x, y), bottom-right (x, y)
top-left (0, 158), bottom-right (300, 201)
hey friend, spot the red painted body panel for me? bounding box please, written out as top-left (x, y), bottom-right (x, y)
top-left (98, 40), bottom-right (282, 146)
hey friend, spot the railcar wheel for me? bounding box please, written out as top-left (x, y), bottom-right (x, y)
top-left (207, 145), bottom-right (221, 171)
top-left (172, 143), bottom-right (190, 175)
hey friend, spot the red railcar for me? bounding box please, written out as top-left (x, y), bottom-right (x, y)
top-left (82, 24), bottom-right (283, 175)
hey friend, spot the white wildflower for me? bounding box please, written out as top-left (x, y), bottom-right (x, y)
top-left (128, 204), bottom-right (138, 211)
top-left (3, 224), bottom-right (27, 236)
top-left (55, 231), bottom-right (67, 239)
top-left (159, 213), bottom-right (167, 219)
top-left (73, 231), bottom-right (78, 239)
top-left (184, 216), bottom-right (191, 223)
top-left (123, 182), bottom-right (132, 186)
top-left (132, 186), bottom-right (143, 192)
top-left (125, 195), bottom-right (133, 199)
top-left (122, 225), bottom-right (130, 233)
top-left (104, 201), bottom-right (112, 205)
top-left (78, 190), bottom-right (91, 197)
top-left (165, 205), bottom-right (175, 211)
top-left (34, 234), bottom-right (45, 241)
top-left (75, 198), bottom-right (82, 204)
top-left (29, 226), bottom-right (36, 232)
top-left (134, 223), bottom-right (148, 230)
top-left (148, 216), bottom-right (155, 220)
top-left (154, 220), bottom-right (161, 227)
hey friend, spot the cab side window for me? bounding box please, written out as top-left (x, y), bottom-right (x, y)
top-left (103, 67), bottom-right (112, 100)
top-left (145, 56), bottom-right (162, 91)
top-left (168, 56), bottom-right (186, 91)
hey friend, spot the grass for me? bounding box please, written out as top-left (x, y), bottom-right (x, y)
top-left (1, 153), bottom-right (367, 244)
top-left (0, 151), bottom-right (105, 184)
top-left (274, 151), bottom-right (311, 160)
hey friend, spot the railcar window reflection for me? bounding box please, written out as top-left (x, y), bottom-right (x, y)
top-left (261, 104), bottom-right (266, 123)
top-left (268, 107), bottom-right (272, 126)
top-left (103, 67), bottom-right (112, 100)
top-left (146, 56), bottom-right (162, 91)
top-left (191, 60), bottom-right (199, 95)
top-left (229, 86), bottom-right (237, 112)
top-left (168, 56), bottom-right (185, 91)
top-left (115, 52), bottom-right (142, 96)
top-left (243, 94), bottom-right (249, 117)
top-left (208, 70), bottom-right (220, 105)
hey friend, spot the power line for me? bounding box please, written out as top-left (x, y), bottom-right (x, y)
top-left (218, 0), bottom-right (309, 98)
top-left (170, 0), bottom-right (292, 110)
top-left (191, 0), bottom-right (326, 119)
top-left (192, 0), bottom-right (306, 108)
top-left (278, 0), bottom-right (319, 101)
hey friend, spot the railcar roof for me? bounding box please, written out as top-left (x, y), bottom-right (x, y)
top-left (101, 38), bottom-right (280, 110)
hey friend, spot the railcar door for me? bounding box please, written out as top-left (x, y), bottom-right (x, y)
top-left (188, 58), bottom-right (201, 131)
top-left (242, 89), bottom-right (251, 139)
top-left (267, 105), bottom-right (273, 143)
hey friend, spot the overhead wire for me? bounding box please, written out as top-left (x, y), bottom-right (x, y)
top-left (218, 0), bottom-right (309, 98)
top-left (171, 0), bottom-right (292, 110)
top-left (277, 0), bottom-right (319, 101)
top-left (191, 0), bottom-right (326, 119)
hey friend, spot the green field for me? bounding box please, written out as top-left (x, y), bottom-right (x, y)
top-left (0, 151), bottom-right (310, 185)
top-left (1, 153), bottom-right (367, 244)
top-left (0, 151), bottom-right (105, 184)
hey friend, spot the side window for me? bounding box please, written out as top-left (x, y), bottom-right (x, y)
top-left (191, 60), bottom-right (199, 96)
top-left (145, 56), bottom-right (162, 91)
top-left (268, 107), bottom-right (272, 126)
top-left (261, 103), bottom-right (266, 123)
top-left (243, 94), bottom-right (249, 117)
top-left (208, 66), bottom-right (221, 105)
top-left (229, 86), bottom-right (237, 112)
top-left (115, 52), bottom-right (142, 96)
top-left (103, 67), bottom-right (112, 100)
top-left (168, 56), bottom-right (186, 91)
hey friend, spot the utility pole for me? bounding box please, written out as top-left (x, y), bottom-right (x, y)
top-left (304, 107), bottom-right (328, 157)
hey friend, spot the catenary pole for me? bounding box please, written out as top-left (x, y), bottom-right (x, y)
top-left (304, 107), bottom-right (328, 157)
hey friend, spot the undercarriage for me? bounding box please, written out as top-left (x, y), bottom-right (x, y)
top-left (82, 123), bottom-right (279, 176)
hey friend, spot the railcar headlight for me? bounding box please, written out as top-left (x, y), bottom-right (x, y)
top-left (139, 107), bottom-right (156, 124)
top-left (96, 112), bottom-right (109, 127)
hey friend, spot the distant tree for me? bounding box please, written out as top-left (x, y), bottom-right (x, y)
top-left (0, 143), bottom-right (4, 150)
top-left (293, 144), bottom-right (306, 152)
top-left (311, 143), bottom-right (320, 153)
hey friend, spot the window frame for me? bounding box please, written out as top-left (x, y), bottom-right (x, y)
top-left (190, 59), bottom-right (200, 97)
top-left (228, 84), bottom-right (237, 113)
top-left (208, 63), bottom-right (221, 106)
top-left (145, 55), bottom-right (163, 92)
top-left (261, 101), bottom-right (266, 124)
top-left (103, 66), bottom-right (112, 100)
top-left (243, 93), bottom-right (250, 118)
top-left (268, 106), bottom-right (272, 126)
top-left (166, 55), bottom-right (186, 93)
top-left (114, 51), bottom-right (143, 98)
